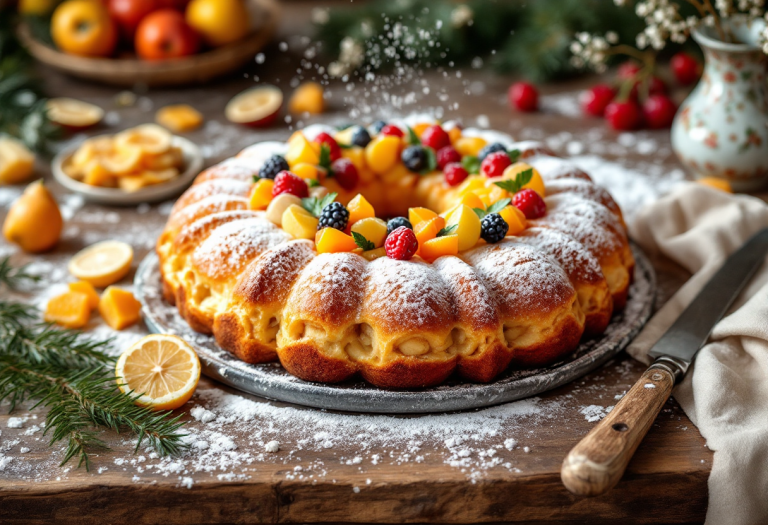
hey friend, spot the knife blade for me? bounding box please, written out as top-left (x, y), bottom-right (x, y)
top-left (561, 227), bottom-right (768, 497)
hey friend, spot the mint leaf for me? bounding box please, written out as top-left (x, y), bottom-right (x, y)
top-left (307, 178), bottom-right (320, 188)
top-left (507, 149), bottom-right (521, 163)
top-left (318, 143), bottom-right (332, 171)
top-left (437, 224), bottom-right (458, 237)
top-left (473, 207), bottom-right (487, 220)
top-left (301, 192), bottom-right (338, 217)
top-left (486, 198), bottom-right (511, 215)
top-left (406, 126), bottom-right (421, 146)
top-left (493, 168), bottom-right (533, 194)
top-left (420, 147), bottom-right (437, 175)
top-left (252, 175), bottom-right (261, 183)
top-left (462, 155), bottom-right (481, 174)
top-left (351, 231), bottom-right (375, 251)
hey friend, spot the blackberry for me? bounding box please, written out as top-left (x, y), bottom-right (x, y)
top-left (370, 120), bottom-right (386, 134)
top-left (259, 155), bottom-right (290, 180)
top-left (478, 142), bottom-right (507, 162)
top-left (386, 216), bottom-right (413, 236)
top-left (401, 145), bottom-right (428, 172)
top-left (350, 127), bottom-right (372, 147)
top-left (317, 202), bottom-right (350, 231)
top-left (480, 213), bottom-right (509, 244)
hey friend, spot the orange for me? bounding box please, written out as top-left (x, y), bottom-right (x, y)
top-left (288, 82), bottom-right (325, 115)
top-left (185, 0), bottom-right (249, 47)
top-left (44, 291), bottom-right (92, 329)
top-left (0, 137), bottom-right (35, 185)
top-left (51, 0), bottom-right (117, 57)
top-left (115, 334), bottom-right (201, 411)
top-left (3, 180), bottom-right (62, 253)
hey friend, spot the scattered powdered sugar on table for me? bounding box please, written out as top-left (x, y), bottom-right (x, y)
top-left (580, 405), bottom-right (614, 423)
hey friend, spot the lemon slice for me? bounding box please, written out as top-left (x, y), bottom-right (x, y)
top-left (116, 335), bottom-right (201, 411)
top-left (68, 240), bottom-right (133, 288)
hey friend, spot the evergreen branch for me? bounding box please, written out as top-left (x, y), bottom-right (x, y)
top-left (0, 257), bottom-right (41, 290)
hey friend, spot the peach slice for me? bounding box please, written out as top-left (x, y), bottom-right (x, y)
top-left (420, 234), bottom-right (459, 263)
top-left (226, 85), bottom-right (283, 127)
top-left (316, 227), bottom-right (357, 254)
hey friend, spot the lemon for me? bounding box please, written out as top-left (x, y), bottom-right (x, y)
top-left (68, 240), bottom-right (133, 287)
top-left (116, 335), bottom-right (201, 411)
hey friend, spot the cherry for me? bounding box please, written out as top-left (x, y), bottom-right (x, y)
top-left (605, 100), bottom-right (643, 131)
top-left (671, 52), bottom-right (700, 85)
top-left (617, 61), bottom-right (641, 80)
top-left (582, 84), bottom-right (616, 117)
top-left (642, 94), bottom-right (677, 129)
top-left (509, 82), bottom-right (539, 112)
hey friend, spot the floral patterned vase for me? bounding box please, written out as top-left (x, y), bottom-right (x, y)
top-left (671, 18), bottom-right (768, 192)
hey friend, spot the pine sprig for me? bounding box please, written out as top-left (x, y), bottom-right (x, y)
top-left (0, 297), bottom-right (188, 470)
top-left (0, 256), bottom-right (41, 290)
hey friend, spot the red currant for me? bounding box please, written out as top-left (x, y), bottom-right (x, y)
top-left (420, 125), bottom-right (451, 151)
top-left (380, 124), bottom-right (404, 138)
top-left (330, 158), bottom-right (359, 190)
top-left (443, 162), bottom-right (468, 186)
top-left (512, 189), bottom-right (547, 219)
top-left (436, 146), bottom-right (461, 169)
top-left (313, 132), bottom-right (341, 161)
top-left (481, 151), bottom-right (512, 177)
top-left (642, 94), bottom-right (677, 129)
top-left (671, 52), bottom-right (700, 85)
top-left (509, 82), bottom-right (539, 112)
top-left (582, 84), bottom-right (616, 117)
top-left (605, 100), bottom-right (643, 131)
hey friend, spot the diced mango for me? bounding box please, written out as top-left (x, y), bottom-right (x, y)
top-left (347, 194), bottom-right (375, 226)
top-left (315, 227), bottom-right (357, 254)
top-left (409, 207), bottom-right (438, 226)
top-left (288, 82), bottom-right (325, 115)
top-left (448, 127), bottom-right (462, 145)
top-left (0, 137), bottom-right (35, 185)
top-left (44, 291), bottom-right (91, 329)
top-left (69, 280), bottom-right (100, 309)
top-left (155, 104), bottom-right (203, 133)
top-left (99, 286), bottom-right (142, 330)
top-left (498, 205), bottom-right (527, 236)
top-left (414, 216), bottom-right (446, 247)
top-left (412, 123), bottom-right (431, 137)
top-left (266, 193), bottom-right (302, 226)
top-left (504, 163), bottom-right (546, 197)
top-left (365, 136), bottom-right (402, 174)
top-left (488, 184), bottom-right (510, 205)
top-left (420, 234), bottom-right (459, 263)
top-left (286, 133), bottom-right (320, 167)
top-left (443, 204), bottom-right (481, 251)
top-left (282, 204), bottom-right (319, 240)
top-left (454, 136), bottom-right (487, 157)
top-left (361, 246), bottom-right (387, 261)
top-left (249, 178), bottom-right (275, 210)
top-left (473, 188), bottom-right (493, 208)
top-left (351, 217), bottom-right (387, 248)
top-left (341, 146), bottom-right (367, 172)
top-left (457, 192), bottom-right (484, 210)
top-left (457, 175), bottom-right (487, 196)
top-left (292, 162), bottom-right (321, 181)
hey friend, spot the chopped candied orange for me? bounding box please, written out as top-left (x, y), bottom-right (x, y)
top-left (316, 228), bottom-right (357, 254)
top-left (155, 104), bottom-right (203, 133)
top-left (99, 286), bottom-right (142, 330)
top-left (45, 291), bottom-right (91, 329)
top-left (420, 234), bottom-right (459, 263)
top-left (69, 281), bottom-right (100, 309)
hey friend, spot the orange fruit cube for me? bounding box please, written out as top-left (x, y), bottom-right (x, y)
top-left (414, 216), bottom-right (446, 247)
top-left (457, 175), bottom-right (486, 196)
top-left (44, 291), bottom-right (92, 329)
top-left (454, 136), bottom-right (488, 157)
top-left (443, 204), bottom-right (481, 251)
top-left (249, 178), bottom-right (274, 210)
top-left (315, 227), bottom-right (357, 254)
top-left (282, 204), bottom-right (319, 240)
top-left (457, 192), bottom-right (484, 210)
top-left (286, 133), bottom-right (320, 167)
top-left (291, 162), bottom-right (320, 181)
top-left (69, 280), bottom-right (100, 309)
top-left (412, 123), bottom-right (431, 137)
top-left (420, 234), bottom-right (459, 263)
top-left (155, 104), bottom-right (203, 133)
top-left (409, 207), bottom-right (438, 226)
top-left (288, 82), bottom-right (325, 115)
top-left (448, 126), bottom-right (462, 144)
top-left (365, 136), bottom-right (402, 174)
top-left (350, 217), bottom-right (387, 248)
top-left (341, 146), bottom-right (367, 172)
top-left (99, 286), bottom-right (142, 330)
top-left (347, 194), bottom-right (375, 226)
top-left (498, 205), bottom-right (527, 236)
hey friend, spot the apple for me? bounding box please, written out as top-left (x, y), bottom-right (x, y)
top-left (108, 0), bottom-right (157, 39)
top-left (225, 85), bottom-right (283, 127)
top-left (46, 98), bottom-right (104, 130)
top-left (134, 9), bottom-right (200, 60)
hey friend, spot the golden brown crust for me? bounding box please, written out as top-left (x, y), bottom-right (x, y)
top-left (456, 342), bottom-right (513, 383)
top-left (214, 312), bottom-right (277, 363)
top-left (278, 342), bottom-right (357, 383)
top-left (511, 311), bottom-right (584, 367)
top-left (359, 357), bottom-right (458, 389)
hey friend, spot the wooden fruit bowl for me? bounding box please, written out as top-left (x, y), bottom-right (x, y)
top-left (17, 0), bottom-right (279, 87)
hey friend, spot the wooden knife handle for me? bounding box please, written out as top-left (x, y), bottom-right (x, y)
top-left (561, 366), bottom-right (675, 496)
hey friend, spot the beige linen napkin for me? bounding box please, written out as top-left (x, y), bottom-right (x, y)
top-left (627, 183), bottom-right (768, 525)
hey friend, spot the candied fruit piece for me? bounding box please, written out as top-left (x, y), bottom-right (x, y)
top-left (498, 205), bottom-right (527, 236)
top-left (45, 291), bottom-right (91, 329)
top-left (68, 280), bottom-right (100, 309)
top-left (408, 207), bottom-right (437, 226)
top-left (347, 194), bottom-right (375, 226)
top-left (454, 136), bottom-right (487, 157)
top-left (155, 104), bottom-right (204, 133)
top-left (365, 136), bottom-right (401, 174)
top-left (316, 227), bottom-right (357, 254)
top-left (99, 286), bottom-right (142, 330)
top-left (420, 234), bottom-right (459, 263)
top-left (249, 178), bottom-right (275, 210)
top-left (282, 204), bottom-right (319, 240)
top-left (443, 204), bottom-right (481, 251)
top-left (351, 217), bottom-right (388, 248)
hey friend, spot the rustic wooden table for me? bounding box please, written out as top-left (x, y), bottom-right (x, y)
top-left (0, 3), bottom-right (716, 524)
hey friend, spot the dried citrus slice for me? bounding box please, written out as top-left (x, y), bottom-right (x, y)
top-left (100, 144), bottom-right (143, 175)
top-left (68, 240), bottom-right (133, 288)
top-left (115, 334), bottom-right (201, 411)
top-left (46, 98), bottom-right (104, 130)
top-left (115, 124), bottom-right (172, 155)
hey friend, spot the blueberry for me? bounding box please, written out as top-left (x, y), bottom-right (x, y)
top-left (386, 216), bottom-right (413, 236)
top-left (401, 145), bottom-right (428, 172)
top-left (370, 120), bottom-right (386, 134)
top-left (351, 127), bottom-right (372, 147)
top-left (478, 142), bottom-right (507, 161)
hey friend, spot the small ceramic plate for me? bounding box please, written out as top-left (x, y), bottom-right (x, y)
top-left (52, 135), bottom-right (204, 206)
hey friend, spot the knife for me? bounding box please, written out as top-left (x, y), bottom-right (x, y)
top-left (561, 227), bottom-right (768, 496)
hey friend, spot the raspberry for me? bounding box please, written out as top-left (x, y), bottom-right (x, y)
top-left (420, 125), bottom-right (451, 151)
top-left (401, 145), bottom-right (429, 172)
top-left (481, 151), bottom-right (512, 177)
top-left (509, 82), bottom-right (539, 112)
top-left (380, 124), bottom-right (404, 137)
top-left (313, 132), bottom-right (341, 161)
top-left (443, 162), bottom-right (468, 186)
top-left (259, 155), bottom-right (289, 180)
top-left (605, 100), bottom-right (642, 131)
top-left (436, 146), bottom-right (461, 169)
top-left (581, 84), bottom-right (616, 117)
top-left (330, 158), bottom-right (359, 190)
top-left (385, 226), bottom-right (418, 261)
top-left (512, 188), bottom-right (547, 219)
top-left (480, 213), bottom-right (509, 244)
top-left (478, 142), bottom-right (507, 162)
top-left (317, 202), bottom-right (350, 231)
top-left (272, 171), bottom-right (309, 198)
top-left (386, 216), bottom-right (412, 236)
top-left (351, 127), bottom-right (372, 147)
